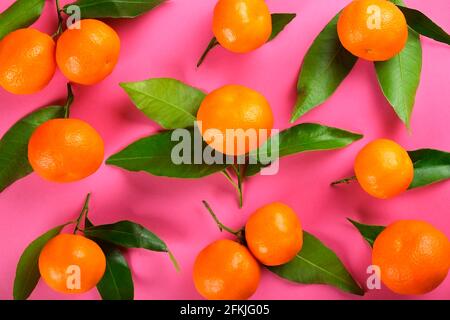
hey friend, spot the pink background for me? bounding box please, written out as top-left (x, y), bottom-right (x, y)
top-left (0, 0), bottom-right (449, 300)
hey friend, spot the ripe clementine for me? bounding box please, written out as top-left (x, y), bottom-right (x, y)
top-left (56, 19), bottom-right (120, 85)
top-left (337, 0), bottom-right (408, 61)
top-left (354, 139), bottom-right (414, 199)
top-left (213, 0), bottom-right (272, 53)
top-left (245, 202), bottom-right (303, 266)
top-left (28, 119), bottom-right (104, 183)
top-left (197, 84), bottom-right (274, 156)
top-left (0, 28), bottom-right (55, 94)
top-left (193, 239), bottom-right (260, 300)
top-left (39, 234), bottom-right (106, 294)
top-left (372, 220), bottom-right (450, 295)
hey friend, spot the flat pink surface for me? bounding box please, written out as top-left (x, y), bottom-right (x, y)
top-left (0, 0), bottom-right (449, 300)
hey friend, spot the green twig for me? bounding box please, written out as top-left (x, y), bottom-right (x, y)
top-left (168, 250), bottom-right (181, 273)
top-left (52, 0), bottom-right (64, 38)
top-left (73, 193), bottom-right (91, 234)
top-left (202, 200), bottom-right (242, 236)
top-left (196, 38), bottom-right (219, 68)
top-left (64, 83), bottom-right (74, 118)
top-left (330, 176), bottom-right (357, 186)
top-left (231, 164), bottom-right (243, 208)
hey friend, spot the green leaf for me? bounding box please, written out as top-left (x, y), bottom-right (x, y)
top-left (375, 27), bottom-right (422, 128)
top-left (197, 13), bottom-right (296, 67)
top-left (106, 127), bottom-right (229, 178)
top-left (408, 149), bottom-right (450, 189)
top-left (347, 218), bottom-right (385, 248)
top-left (290, 13), bottom-right (357, 122)
top-left (13, 224), bottom-right (67, 300)
top-left (269, 231), bottom-right (364, 296)
top-left (0, 0), bottom-right (45, 40)
top-left (0, 106), bottom-right (65, 193)
top-left (120, 78), bottom-right (206, 130)
top-left (269, 13), bottom-right (297, 41)
top-left (84, 220), bottom-right (168, 252)
top-left (397, 6), bottom-right (450, 45)
top-left (246, 123), bottom-right (363, 176)
top-left (96, 243), bottom-right (134, 300)
top-left (63, 0), bottom-right (165, 19)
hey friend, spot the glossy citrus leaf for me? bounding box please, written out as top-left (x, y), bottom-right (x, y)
top-left (269, 231), bottom-right (364, 295)
top-left (13, 224), bottom-right (68, 300)
top-left (375, 27), bottom-right (422, 129)
top-left (290, 13), bottom-right (357, 122)
top-left (245, 123), bottom-right (363, 176)
top-left (120, 78), bottom-right (205, 130)
top-left (96, 243), bottom-right (134, 300)
top-left (408, 149), bottom-right (450, 189)
top-left (84, 220), bottom-right (168, 252)
top-left (106, 128), bottom-right (229, 178)
top-left (347, 218), bottom-right (385, 248)
top-left (197, 13), bottom-right (296, 67)
top-left (397, 6), bottom-right (450, 45)
top-left (0, 0), bottom-right (45, 40)
top-left (0, 106), bottom-right (65, 193)
top-left (63, 0), bottom-right (166, 18)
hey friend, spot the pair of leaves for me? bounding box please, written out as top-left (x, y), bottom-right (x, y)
top-left (63, 0), bottom-right (166, 19)
top-left (85, 220), bottom-right (174, 300)
top-left (197, 13), bottom-right (296, 67)
top-left (269, 231), bottom-right (364, 296)
top-left (291, 0), bottom-right (449, 128)
top-left (0, 0), bottom-right (44, 40)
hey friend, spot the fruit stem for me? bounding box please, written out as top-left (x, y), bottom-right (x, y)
top-left (221, 169), bottom-right (243, 207)
top-left (168, 250), bottom-right (181, 273)
top-left (231, 164), bottom-right (243, 208)
top-left (196, 38), bottom-right (219, 68)
top-left (330, 176), bottom-right (357, 186)
top-left (202, 200), bottom-right (243, 236)
top-left (53, 0), bottom-right (64, 38)
top-left (73, 193), bottom-right (91, 234)
top-left (64, 83), bottom-right (74, 118)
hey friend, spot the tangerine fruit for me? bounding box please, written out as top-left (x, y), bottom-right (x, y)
top-left (0, 28), bottom-right (56, 94)
top-left (28, 118), bottom-right (104, 183)
top-left (245, 202), bottom-right (303, 266)
top-left (337, 0), bottom-right (408, 61)
top-left (213, 0), bottom-right (272, 53)
top-left (39, 234), bottom-right (106, 294)
top-left (197, 84), bottom-right (274, 156)
top-left (372, 220), bottom-right (450, 295)
top-left (193, 239), bottom-right (261, 300)
top-left (56, 19), bottom-right (120, 85)
top-left (354, 139), bottom-right (414, 199)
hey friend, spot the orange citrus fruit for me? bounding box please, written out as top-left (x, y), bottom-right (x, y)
top-left (245, 202), bottom-right (303, 266)
top-left (0, 28), bottom-right (56, 94)
top-left (337, 0), bottom-right (408, 61)
top-left (213, 0), bottom-right (272, 53)
top-left (354, 139), bottom-right (414, 199)
top-left (193, 239), bottom-right (261, 300)
top-left (39, 234), bottom-right (106, 294)
top-left (372, 220), bottom-right (450, 295)
top-left (28, 118), bottom-right (104, 183)
top-left (197, 84), bottom-right (274, 156)
top-left (56, 19), bottom-right (120, 85)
